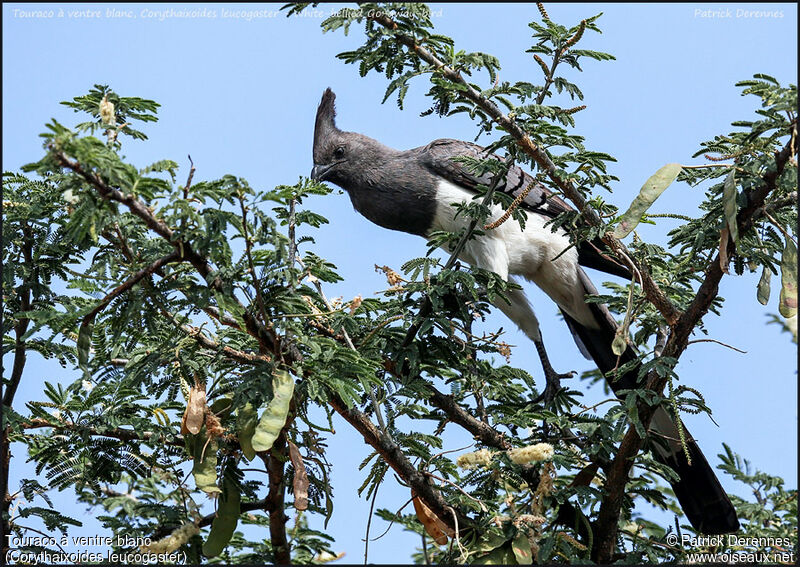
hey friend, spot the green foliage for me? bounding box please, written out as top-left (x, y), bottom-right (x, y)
top-left (4, 4), bottom-right (796, 566)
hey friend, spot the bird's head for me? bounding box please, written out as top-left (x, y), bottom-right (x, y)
top-left (311, 88), bottom-right (388, 189)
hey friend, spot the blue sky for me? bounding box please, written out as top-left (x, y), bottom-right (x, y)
top-left (3, 3), bottom-right (797, 563)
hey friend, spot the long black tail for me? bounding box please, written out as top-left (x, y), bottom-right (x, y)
top-left (561, 269), bottom-right (739, 534)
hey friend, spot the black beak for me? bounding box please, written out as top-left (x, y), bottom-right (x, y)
top-left (311, 163), bottom-right (333, 181)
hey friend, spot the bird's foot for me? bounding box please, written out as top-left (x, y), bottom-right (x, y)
top-left (535, 365), bottom-right (576, 405)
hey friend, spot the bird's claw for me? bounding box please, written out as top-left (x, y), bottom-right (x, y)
top-left (535, 367), bottom-right (576, 405)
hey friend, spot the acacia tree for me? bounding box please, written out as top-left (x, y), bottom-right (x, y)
top-left (2, 3), bottom-right (797, 564)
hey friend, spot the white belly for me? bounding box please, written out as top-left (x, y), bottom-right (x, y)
top-left (430, 180), bottom-right (597, 329)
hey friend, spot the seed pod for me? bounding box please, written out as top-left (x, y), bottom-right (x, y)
top-left (779, 239), bottom-right (797, 318)
top-left (202, 475), bottom-right (241, 557)
top-left (237, 403), bottom-right (258, 461)
top-left (288, 441), bottom-right (309, 511)
top-left (411, 493), bottom-right (451, 545)
top-left (192, 435), bottom-right (220, 495)
top-left (181, 385), bottom-right (206, 435)
top-left (612, 163), bottom-right (682, 239)
top-left (251, 370), bottom-right (294, 452)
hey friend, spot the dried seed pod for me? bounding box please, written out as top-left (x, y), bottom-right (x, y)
top-left (411, 492), bottom-right (452, 545)
top-left (181, 384), bottom-right (206, 435)
top-left (288, 441), bottom-right (309, 511)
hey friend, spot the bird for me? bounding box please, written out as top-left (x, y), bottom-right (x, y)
top-left (310, 87), bottom-right (739, 535)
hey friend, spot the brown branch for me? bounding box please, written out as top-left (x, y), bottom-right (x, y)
top-left (261, 434), bottom-right (291, 565)
top-left (18, 418), bottom-right (185, 448)
top-left (202, 306), bottom-right (245, 331)
top-left (82, 251), bottom-right (179, 325)
top-left (591, 126), bottom-right (797, 563)
top-left (686, 338), bottom-right (747, 354)
top-left (3, 224), bottom-right (35, 556)
top-left (0, 426), bottom-right (10, 559)
top-left (365, 10), bottom-right (681, 328)
top-left (158, 307), bottom-right (271, 365)
top-left (426, 386), bottom-right (512, 450)
top-left (179, 323), bottom-right (271, 365)
top-left (667, 129), bottom-right (796, 358)
top-left (149, 497), bottom-right (274, 541)
top-left (4, 225), bottom-right (34, 407)
top-left (327, 393), bottom-right (474, 536)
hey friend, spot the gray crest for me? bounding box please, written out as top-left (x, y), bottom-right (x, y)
top-left (313, 88), bottom-right (339, 163)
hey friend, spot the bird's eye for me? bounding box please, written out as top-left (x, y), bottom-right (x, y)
top-left (333, 146), bottom-right (345, 159)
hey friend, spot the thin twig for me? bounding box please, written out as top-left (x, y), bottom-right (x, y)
top-left (288, 198), bottom-right (297, 274)
top-left (363, 482), bottom-right (380, 565)
top-left (301, 260), bottom-right (390, 435)
top-left (764, 210), bottom-right (797, 243)
top-left (367, 497), bottom-right (414, 542)
top-left (426, 472), bottom-right (488, 512)
top-left (327, 395), bottom-right (472, 535)
top-left (359, 314), bottom-right (404, 346)
top-left (82, 251), bottom-right (179, 325)
top-left (686, 338), bottom-right (747, 353)
top-left (239, 193), bottom-right (270, 325)
top-left (681, 163), bottom-right (735, 169)
top-left (424, 443), bottom-right (476, 468)
top-left (183, 155), bottom-right (195, 199)
top-left (13, 525), bottom-right (69, 554)
top-left (157, 307), bottom-right (270, 365)
top-left (20, 418), bottom-right (185, 448)
top-left (447, 506), bottom-right (465, 559)
top-left (197, 498), bottom-right (273, 529)
top-left (572, 398), bottom-right (619, 417)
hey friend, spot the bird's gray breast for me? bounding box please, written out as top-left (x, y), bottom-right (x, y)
top-left (346, 172), bottom-right (438, 237)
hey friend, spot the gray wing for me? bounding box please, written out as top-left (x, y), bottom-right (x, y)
top-left (418, 139), bottom-right (630, 279)
top-left (417, 138), bottom-right (571, 220)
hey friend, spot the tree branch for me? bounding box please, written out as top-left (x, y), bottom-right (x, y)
top-left (327, 393), bottom-right (474, 536)
top-left (19, 418), bottom-right (185, 448)
top-left (3, 224), bottom-right (35, 556)
top-left (666, 128), bottom-right (797, 359)
top-left (238, 193), bottom-right (270, 325)
top-left (158, 308), bottom-right (271, 365)
top-left (261, 434), bottom-right (291, 564)
top-left (4, 225), bottom-right (34, 407)
top-left (82, 251), bottom-right (180, 325)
